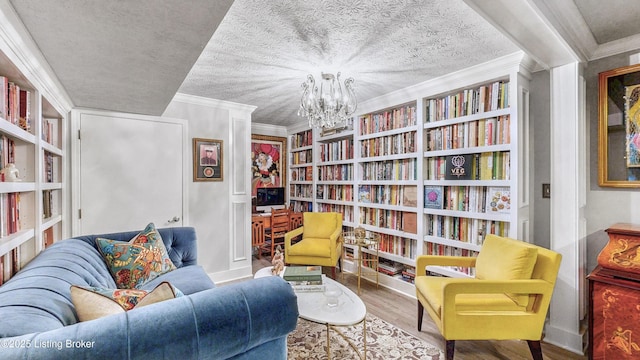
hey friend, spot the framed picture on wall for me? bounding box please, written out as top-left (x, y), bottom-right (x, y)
top-left (251, 134), bottom-right (287, 196)
top-left (193, 138), bottom-right (223, 181)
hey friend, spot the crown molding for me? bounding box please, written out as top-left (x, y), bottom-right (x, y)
top-left (464, 0), bottom-right (581, 69)
top-left (171, 92), bottom-right (256, 114)
top-left (591, 33), bottom-right (640, 61)
top-left (357, 51), bottom-right (530, 115)
top-left (0, 0), bottom-right (73, 114)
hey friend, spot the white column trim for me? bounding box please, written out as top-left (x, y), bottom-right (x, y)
top-left (545, 62), bottom-right (586, 355)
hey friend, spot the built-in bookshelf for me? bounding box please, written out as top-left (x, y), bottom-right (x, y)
top-left (422, 67), bottom-right (530, 278)
top-left (352, 101), bottom-right (420, 291)
top-left (289, 128), bottom-right (314, 212)
top-left (0, 38), bottom-right (68, 284)
top-left (316, 130), bottom-right (355, 226)
top-left (289, 53), bottom-right (531, 296)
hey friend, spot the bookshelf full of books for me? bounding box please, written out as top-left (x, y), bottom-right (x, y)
top-left (289, 128), bottom-right (314, 212)
top-left (315, 129), bottom-right (355, 226)
top-left (289, 53), bottom-right (531, 296)
top-left (422, 60), bottom-right (531, 278)
top-left (351, 101), bottom-right (421, 293)
top-left (0, 40), bottom-right (70, 285)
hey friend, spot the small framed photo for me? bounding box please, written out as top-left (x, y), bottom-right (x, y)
top-left (193, 138), bottom-right (223, 181)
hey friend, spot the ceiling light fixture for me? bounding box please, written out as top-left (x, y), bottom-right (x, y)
top-left (298, 72), bottom-right (357, 129)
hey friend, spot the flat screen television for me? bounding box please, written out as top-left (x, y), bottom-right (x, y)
top-left (255, 187), bottom-right (285, 211)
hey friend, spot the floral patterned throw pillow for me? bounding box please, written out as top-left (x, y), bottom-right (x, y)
top-left (70, 281), bottom-right (183, 322)
top-left (96, 223), bottom-right (176, 289)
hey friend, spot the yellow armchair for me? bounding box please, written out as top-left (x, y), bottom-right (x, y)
top-left (415, 234), bottom-right (562, 360)
top-left (284, 212), bottom-right (343, 278)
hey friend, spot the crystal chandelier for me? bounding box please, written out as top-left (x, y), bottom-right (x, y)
top-left (298, 72), bottom-right (357, 129)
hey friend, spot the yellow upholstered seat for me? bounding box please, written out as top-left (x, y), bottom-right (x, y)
top-left (416, 234), bottom-right (562, 360)
top-left (284, 212), bottom-right (342, 277)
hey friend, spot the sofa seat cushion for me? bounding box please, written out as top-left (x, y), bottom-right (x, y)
top-left (415, 276), bottom-right (525, 318)
top-left (288, 238), bottom-right (331, 257)
top-left (71, 282), bottom-right (183, 321)
top-left (140, 265), bottom-right (215, 295)
top-left (97, 223), bottom-right (177, 289)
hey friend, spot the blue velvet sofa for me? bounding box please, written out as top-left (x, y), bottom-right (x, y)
top-left (0, 227), bottom-right (298, 359)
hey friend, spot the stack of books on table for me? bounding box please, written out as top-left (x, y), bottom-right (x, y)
top-left (283, 266), bottom-right (325, 292)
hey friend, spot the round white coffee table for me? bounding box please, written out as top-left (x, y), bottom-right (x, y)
top-left (255, 266), bottom-right (367, 359)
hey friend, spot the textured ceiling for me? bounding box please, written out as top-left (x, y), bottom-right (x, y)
top-left (5, 0), bottom-right (640, 127)
top-left (9, 0), bottom-right (234, 116)
top-left (178, 0), bottom-right (518, 126)
top-left (574, 0), bottom-right (640, 44)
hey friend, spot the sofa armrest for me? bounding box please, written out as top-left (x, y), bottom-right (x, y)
top-left (1, 276), bottom-right (298, 360)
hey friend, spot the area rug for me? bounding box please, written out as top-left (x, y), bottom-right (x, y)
top-left (287, 313), bottom-right (443, 359)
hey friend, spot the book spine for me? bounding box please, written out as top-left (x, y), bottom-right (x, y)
top-left (283, 275), bottom-right (323, 282)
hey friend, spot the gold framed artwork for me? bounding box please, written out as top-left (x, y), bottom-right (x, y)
top-left (599, 63), bottom-right (640, 187)
top-left (193, 138), bottom-right (223, 181)
top-left (251, 134), bottom-right (287, 196)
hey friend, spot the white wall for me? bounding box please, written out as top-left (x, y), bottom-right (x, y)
top-left (163, 94), bottom-right (255, 283)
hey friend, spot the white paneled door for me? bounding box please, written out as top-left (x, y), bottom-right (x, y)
top-left (78, 111), bottom-right (186, 235)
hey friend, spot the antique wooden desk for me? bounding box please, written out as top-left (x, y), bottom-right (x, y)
top-left (589, 223), bottom-right (640, 360)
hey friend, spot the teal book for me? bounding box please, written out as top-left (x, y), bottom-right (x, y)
top-left (283, 266), bottom-right (322, 281)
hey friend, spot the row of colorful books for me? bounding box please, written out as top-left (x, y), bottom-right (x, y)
top-left (291, 129), bottom-right (313, 149)
top-left (358, 208), bottom-right (417, 234)
top-left (360, 130), bottom-right (417, 157)
top-left (291, 149), bottom-right (312, 165)
top-left (290, 200), bottom-right (313, 213)
top-left (0, 76), bottom-right (31, 132)
top-left (425, 214), bottom-right (510, 245)
top-left (319, 138), bottom-right (353, 162)
top-left (317, 164), bottom-right (353, 181)
top-left (316, 203), bottom-right (354, 222)
top-left (425, 115), bottom-right (510, 151)
top-left (289, 184), bottom-right (313, 198)
top-left (424, 185), bottom-right (511, 214)
top-left (425, 152), bottom-right (510, 181)
top-left (290, 166), bottom-right (313, 182)
top-left (316, 184), bottom-right (353, 201)
top-left (359, 158), bottom-right (417, 181)
top-left (358, 184), bottom-right (417, 207)
top-left (359, 104), bottom-right (417, 135)
top-left (425, 80), bottom-right (509, 122)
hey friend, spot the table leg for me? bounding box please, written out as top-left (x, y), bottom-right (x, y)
top-left (357, 252), bottom-right (362, 295)
top-left (326, 323), bottom-right (331, 359)
top-left (363, 316), bottom-right (367, 360)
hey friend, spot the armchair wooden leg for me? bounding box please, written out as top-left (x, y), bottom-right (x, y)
top-left (445, 340), bottom-right (455, 360)
top-left (527, 340), bottom-right (543, 360)
top-left (417, 301), bottom-right (424, 331)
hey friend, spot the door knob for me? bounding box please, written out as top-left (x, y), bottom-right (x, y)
top-left (168, 216), bottom-right (180, 223)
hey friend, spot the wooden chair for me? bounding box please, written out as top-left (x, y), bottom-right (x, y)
top-left (251, 216), bottom-right (266, 259)
top-left (290, 212), bottom-right (303, 230)
top-left (262, 208), bottom-right (290, 259)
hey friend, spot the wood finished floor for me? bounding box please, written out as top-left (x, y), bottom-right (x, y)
top-left (251, 257), bottom-right (586, 360)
